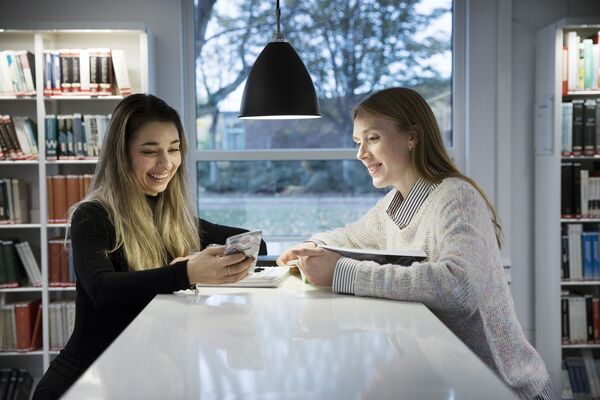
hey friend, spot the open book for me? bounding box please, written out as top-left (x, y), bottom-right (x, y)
top-left (319, 244), bottom-right (427, 265)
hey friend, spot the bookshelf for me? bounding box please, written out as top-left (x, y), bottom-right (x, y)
top-left (534, 18), bottom-right (600, 397)
top-left (0, 28), bottom-right (151, 382)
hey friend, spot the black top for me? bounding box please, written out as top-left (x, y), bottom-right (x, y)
top-left (62, 199), bottom-right (267, 366)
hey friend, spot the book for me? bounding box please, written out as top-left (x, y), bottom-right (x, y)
top-left (318, 244), bottom-right (427, 265)
top-left (195, 266), bottom-right (290, 288)
top-left (111, 49), bottom-right (132, 95)
top-left (14, 299), bottom-right (40, 351)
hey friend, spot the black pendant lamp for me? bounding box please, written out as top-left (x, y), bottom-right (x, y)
top-left (238, 0), bottom-right (321, 120)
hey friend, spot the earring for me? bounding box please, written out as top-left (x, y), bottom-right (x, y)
top-left (409, 146), bottom-right (414, 152)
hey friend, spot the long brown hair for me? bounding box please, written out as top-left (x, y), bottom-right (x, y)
top-left (67, 94), bottom-right (200, 270)
top-left (352, 87), bottom-right (503, 248)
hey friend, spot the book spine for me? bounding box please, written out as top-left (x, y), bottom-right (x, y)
top-left (45, 115), bottom-right (57, 160)
top-left (573, 99), bottom-right (585, 155)
top-left (584, 99), bottom-right (597, 156)
top-left (574, 162), bottom-right (582, 217)
top-left (562, 102), bottom-right (573, 155)
top-left (51, 175), bottom-right (68, 223)
top-left (563, 296), bottom-right (570, 344)
top-left (44, 51), bottom-right (53, 96)
top-left (52, 51), bottom-right (61, 95)
top-left (562, 162), bottom-right (574, 217)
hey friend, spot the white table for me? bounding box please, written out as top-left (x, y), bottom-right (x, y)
top-left (63, 275), bottom-right (517, 399)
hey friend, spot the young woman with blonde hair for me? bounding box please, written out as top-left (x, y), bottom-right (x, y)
top-left (279, 87), bottom-right (553, 400)
top-left (33, 94), bottom-right (265, 399)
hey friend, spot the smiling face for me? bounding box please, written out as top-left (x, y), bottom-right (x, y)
top-left (128, 121), bottom-right (182, 196)
top-left (352, 110), bottom-right (415, 190)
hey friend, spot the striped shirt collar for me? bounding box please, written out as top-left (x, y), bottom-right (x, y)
top-left (386, 177), bottom-right (439, 229)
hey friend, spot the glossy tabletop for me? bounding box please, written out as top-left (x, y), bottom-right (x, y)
top-left (63, 276), bottom-right (517, 399)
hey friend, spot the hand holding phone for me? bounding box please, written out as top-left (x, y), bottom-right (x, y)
top-left (224, 230), bottom-right (262, 274)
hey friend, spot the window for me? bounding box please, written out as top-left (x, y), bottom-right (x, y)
top-left (192, 0), bottom-right (453, 251)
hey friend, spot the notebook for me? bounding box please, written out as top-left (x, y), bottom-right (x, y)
top-left (319, 245), bottom-right (427, 265)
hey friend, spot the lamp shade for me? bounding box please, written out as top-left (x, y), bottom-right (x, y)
top-left (238, 41), bottom-right (321, 119)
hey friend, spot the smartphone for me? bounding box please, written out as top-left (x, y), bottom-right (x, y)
top-left (224, 230), bottom-right (262, 273)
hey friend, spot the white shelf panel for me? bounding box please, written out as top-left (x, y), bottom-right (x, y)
top-left (562, 344), bottom-right (600, 349)
top-left (561, 155), bottom-right (600, 160)
top-left (48, 223), bottom-right (69, 228)
top-left (0, 96), bottom-right (36, 100)
top-left (44, 95), bottom-right (124, 100)
top-left (0, 160), bottom-right (39, 165)
top-left (561, 218), bottom-right (600, 223)
top-left (565, 90), bottom-right (600, 96)
top-left (48, 287), bottom-right (76, 292)
top-left (46, 159), bottom-right (98, 164)
top-left (0, 351), bottom-right (43, 356)
top-left (0, 287), bottom-right (42, 293)
top-left (0, 224), bottom-right (41, 229)
top-left (561, 281), bottom-right (600, 286)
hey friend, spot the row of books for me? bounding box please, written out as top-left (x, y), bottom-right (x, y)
top-left (49, 239), bottom-right (75, 287)
top-left (0, 51), bottom-right (35, 97)
top-left (49, 301), bottom-right (75, 351)
top-left (0, 115), bottom-right (37, 161)
top-left (563, 351), bottom-right (600, 400)
top-left (43, 48), bottom-right (131, 96)
top-left (1, 238), bottom-right (75, 288)
top-left (0, 369), bottom-right (34, 400)
top-left (0, 300), bottom-right (41, 352)
top-left (0, 178), bottom-right (28, 224)
top-left (561, 291), bottom-right (600, 344)
top-left (46, 113), bottom-right (110, 160)
top-left (0, 300), bottom-right (75, 353)
top-left (0, 240), bottom-right (42, 288)
top-left (561, 99), bottom-right (599, 156)
top-left (563, 31), bottom-right (600, 94)
top-left (561, 163), bottom-right (600, 218)
top-left (562, 225), bottom-right (600, 281)
top-left (47, 174), bottom-right (93, 223)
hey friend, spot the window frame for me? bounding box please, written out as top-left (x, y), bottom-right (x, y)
top-left (182, 0), bottom-right (465, 243)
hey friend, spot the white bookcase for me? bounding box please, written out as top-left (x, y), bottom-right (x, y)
top-left (0, 28), bottom-right (151, 380)
top-left (534, 18), bottom-right (600, 397)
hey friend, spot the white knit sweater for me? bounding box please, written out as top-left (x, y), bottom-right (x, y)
top-left (311, 177), bottom-right (553, 400)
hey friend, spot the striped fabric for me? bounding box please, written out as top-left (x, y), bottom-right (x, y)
top-left (332, 257), bottom-right (361, 294)
top-left (386, 177), bottom-right (439, 229)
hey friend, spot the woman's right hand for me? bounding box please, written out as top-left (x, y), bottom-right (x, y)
top-left (186, 245), bottom-right (254, 285)
top-left (277, 241), bottom-right (317, 266)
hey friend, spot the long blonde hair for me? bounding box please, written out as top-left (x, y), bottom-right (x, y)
top-left (67, 94), bottom-right (200, 270)
top-left (353, 87), bottom-right (503, 248)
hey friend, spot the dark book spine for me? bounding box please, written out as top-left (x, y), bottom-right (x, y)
top-left (5, 369), bottom-right (18, 400)
top-left (562, 297), bottom-right (570, 343)
top-left (573, 99), bottom-right (585, 155)
top-left (562, 163), bottom-right (574, 217)
top-left (587, 296), bottom-right (594, 341)
top-left (0, 180), bottom-right (7, 222)
top-left (584, 100), bottom-right (597, 155)
top-left (72, 114), bottom-right (84, 159)
top-left (66, 116), bottom-right (74, 158)
top-left (57, 117), bottom-right (67, 160)
top-left (45, 115), bottom-right (57, 160)
top-left (573, 162), bottom-right (582, 217)
top-left (0, 369), bottom-right (11, 400)
top-left (562, 234), bottom-right (570, 279)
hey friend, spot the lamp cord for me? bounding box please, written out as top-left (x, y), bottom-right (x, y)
top-left (274, 0), bottom-right (284, 40)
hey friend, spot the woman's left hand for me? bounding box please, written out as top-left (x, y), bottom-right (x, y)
top-left (288, 247), bottom-right (341, 286)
